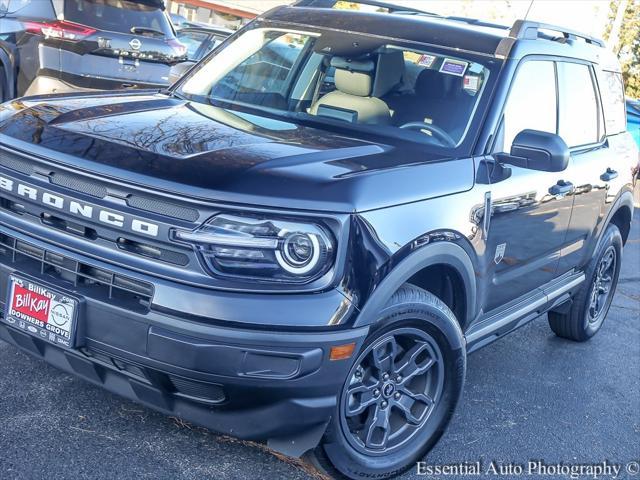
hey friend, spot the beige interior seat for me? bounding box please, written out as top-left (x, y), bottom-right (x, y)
top-left (309, 57), bottom-right (394, 125)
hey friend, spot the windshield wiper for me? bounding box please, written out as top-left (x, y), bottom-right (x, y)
top-left (130, 26), bottom-right (165, 37)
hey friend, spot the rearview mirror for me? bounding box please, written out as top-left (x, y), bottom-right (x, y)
top-left (497, 129), bottom-right (570, 172)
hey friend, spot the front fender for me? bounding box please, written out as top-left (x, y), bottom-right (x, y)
top-left (352, 241), bottom-right (477, 331)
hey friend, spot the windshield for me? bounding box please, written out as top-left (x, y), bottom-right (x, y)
top-left (179, 28), bottom-right (492, 148)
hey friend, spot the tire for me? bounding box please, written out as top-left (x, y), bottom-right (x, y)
top-left (311, 284), bottom-right (466, 479)
top-left (548, 223), bottom-right (623, 341)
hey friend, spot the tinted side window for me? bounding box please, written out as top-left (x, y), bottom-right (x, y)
top-left (599, 70), bottom-right (626, 135)
top-left (557, 62), bottom-right (600, 147)
top-left (502, 60), bottom-right (557, 150)
top-left (64, 0), bottom-right (173, 36)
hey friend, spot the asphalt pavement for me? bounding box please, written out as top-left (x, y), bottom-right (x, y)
top-left (1, 212), bottom-right (638, 480)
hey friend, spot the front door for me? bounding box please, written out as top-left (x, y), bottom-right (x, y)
top-left (483, 59), bottom-right (574, 312)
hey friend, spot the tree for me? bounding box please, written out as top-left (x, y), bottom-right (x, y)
top-left (604, 0), bottom-right (640, 98)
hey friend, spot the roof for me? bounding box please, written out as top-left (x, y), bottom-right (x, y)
top-left (261, 6), bottom-right (508, 57)
top-left (260, 4), bottom-right (610, 63)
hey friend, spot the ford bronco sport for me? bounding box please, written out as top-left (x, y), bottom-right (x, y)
top-left (0, 1), bottom-right (637, 478)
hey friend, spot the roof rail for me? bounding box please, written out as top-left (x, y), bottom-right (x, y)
top-left (292, 1), bottom-right (514, 31)
top-left (292, 0), bottom-right (441, 17)
top-left (510, 20), bottom-right (605, 47)
top-left (444, 16), bottom-right (510, 31)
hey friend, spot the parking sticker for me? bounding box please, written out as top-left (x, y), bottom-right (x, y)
top-left (439, 58), bottom-right (468, 76)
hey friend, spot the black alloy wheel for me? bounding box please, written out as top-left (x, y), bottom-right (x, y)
top-left (340, 328), bottom-right (444, 455)
top-left (548, 223), bottom-right (623, 341)
top-left (312, 285), bottom-right (466, 480)
top-left (587, 245), bottom-right (616, 324)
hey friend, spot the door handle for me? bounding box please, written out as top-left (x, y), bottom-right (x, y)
top-left (549, 180), bottom-right (574, 196)
top-left (600, 168), bottom-right (618, 182)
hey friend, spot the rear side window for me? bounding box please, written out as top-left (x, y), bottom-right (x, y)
top-left (502, 60), bottom-right (557, 150)
top-left (64, 0), bottom-right (173, 37)
top-left (599, 70), bottom-right (626, 135)
top-left (557, 62), bottom-right (601, 147)
top-left (2, 0), bottom-right (55, 17)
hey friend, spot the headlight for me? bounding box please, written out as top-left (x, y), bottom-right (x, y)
top-left (173, 214), bottom-right (335, 283)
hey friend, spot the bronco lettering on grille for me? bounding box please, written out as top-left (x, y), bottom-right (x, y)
top-left (0, 175), bottom-right (159, 237)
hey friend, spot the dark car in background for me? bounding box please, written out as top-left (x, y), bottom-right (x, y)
top-left (168, 24), bottom-right (232, 83)
top-left (0, 0), bottom-right (186, 101)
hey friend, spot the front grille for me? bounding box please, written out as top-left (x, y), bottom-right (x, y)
top-left (50, 171), bottom-right (108, 199)
top-left (0, 233), bottom-right (153, 312)
top-left (0, 148), bottom-right (201, 222)
top-left (0, 150), bottom-right (33, 175)
top-left (81, 349), bottom-right (225, 405)
top-left (168, 374), bottom-right (226, 404)
top-left (126, 195), bottom-right (200, 222)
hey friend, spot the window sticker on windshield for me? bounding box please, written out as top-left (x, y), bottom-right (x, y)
top-left (417, 54), bottom-right (436, 68)
top-left (439, 58), bottom-right (468, 76)
top-left (463, 74), bottom-right (480, 93)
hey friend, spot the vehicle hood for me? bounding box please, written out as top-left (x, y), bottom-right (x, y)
top-left (0, 92), bottom-right (474, 213)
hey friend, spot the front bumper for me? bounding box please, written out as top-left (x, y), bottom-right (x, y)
top-left (0, 225), bottom-right (368, 454)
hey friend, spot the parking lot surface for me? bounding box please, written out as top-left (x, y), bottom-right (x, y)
top-left (1, 212), bottom-right (638, 480)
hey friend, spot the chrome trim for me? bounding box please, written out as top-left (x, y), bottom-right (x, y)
top-left (174, 230), bottom-right (279, 249)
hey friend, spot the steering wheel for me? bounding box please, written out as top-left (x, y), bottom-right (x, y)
top-left (399, 122), bottom-right (456, 148)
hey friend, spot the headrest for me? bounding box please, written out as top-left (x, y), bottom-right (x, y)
top-left (372, 50), bottom-right (405, 97)
top-left (331, 57), bottom-right (374, 97)
top-left (334, 69), bottom-right (372, 97)
top-left (330, 57), bottom-right (374, 72)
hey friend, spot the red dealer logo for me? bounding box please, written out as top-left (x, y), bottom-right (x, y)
top-left (12, 284), bottom-right (51, 323)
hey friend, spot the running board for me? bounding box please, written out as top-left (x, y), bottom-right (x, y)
top-left (466, 272), bottom-right (585, 353)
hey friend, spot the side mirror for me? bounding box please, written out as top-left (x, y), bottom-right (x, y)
top-left (497, 129), bottom-right (570, 172)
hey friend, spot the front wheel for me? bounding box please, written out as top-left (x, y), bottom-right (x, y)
top-left (548, 223), bottom-right (623, 341)
top-left (312, 285), bottom-right (466, 479)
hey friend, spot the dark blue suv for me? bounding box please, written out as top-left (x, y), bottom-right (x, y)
top-left (0, 0), bottom-right (185, 101)
top-left (0, 1), bottom-right (637, 478)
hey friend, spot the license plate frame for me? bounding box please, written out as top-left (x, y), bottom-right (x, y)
top-left (4, 275), bottom-right (79, 349)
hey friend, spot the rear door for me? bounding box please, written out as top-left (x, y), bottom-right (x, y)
top-left (554, 61), bottom-right (609, 275)
top-left (557, 64), bottom-right (636, 273)
top-left (54, 0), bottom-right (186, 89)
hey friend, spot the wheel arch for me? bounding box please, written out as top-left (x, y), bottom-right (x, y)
top-left (353, 241), bottom-right (477, 332)
top-left (603, 190), bottom-right (635, 246)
